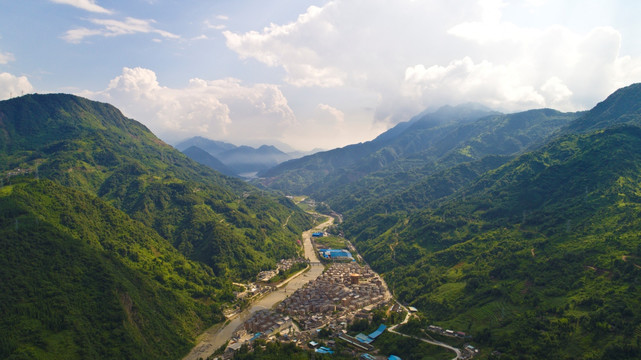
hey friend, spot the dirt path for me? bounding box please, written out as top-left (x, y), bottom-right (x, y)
top-left (388, 304), bottom-right (462, 360)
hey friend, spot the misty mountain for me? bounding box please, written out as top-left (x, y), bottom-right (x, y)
top-left (174, 136), bottom-right (236, 156)
top-left (0, 93), bottom-right (312, 278)
top-left (258, 104), bottom-right (579, 217)
top-left (182, 145), bottom-right (237, 177)
top-left (219, 144), bottom-right (291, 175)
top-left (176, 136), bottom-right (293, 176)
top-left (258, 103), bottom-right (500, 194)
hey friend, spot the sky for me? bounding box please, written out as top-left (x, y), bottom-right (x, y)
top-left (3, 0), bottom-right (641, 151)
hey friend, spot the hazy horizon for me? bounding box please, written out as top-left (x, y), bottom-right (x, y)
top-left (3, 0), bottom-right (641, 151)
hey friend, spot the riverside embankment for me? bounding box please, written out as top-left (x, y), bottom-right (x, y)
top-left (183, 218), bottom-right (331, 360)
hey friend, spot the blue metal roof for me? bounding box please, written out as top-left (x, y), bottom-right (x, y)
top-left (315, 346), bottom-right (334, 354)
top-left (368, 324), bottom-right (387, 339)
top-left (355, 333), bottom-right (373, 344)
top-left (319, 249), bottom-right (353, 259)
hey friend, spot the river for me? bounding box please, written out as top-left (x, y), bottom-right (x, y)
top-left (183, 218), bottom-right (331, 360)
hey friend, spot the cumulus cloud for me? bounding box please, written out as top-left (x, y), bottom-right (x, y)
top-left (404, 23), bottom-right (641, 112)
top-left (62, 17), bottom-right (179, 43)
top-left (49, 0), bottom-right (112, 14)
top-left (0, 72), bottom-right (34, 100)
top-left (84, 67), bottom-right (296, 144)
top-left (222, 0), bottom-right (641, 122)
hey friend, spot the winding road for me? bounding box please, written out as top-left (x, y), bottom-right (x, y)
top-left (388, 305), bottom-right (462, 360)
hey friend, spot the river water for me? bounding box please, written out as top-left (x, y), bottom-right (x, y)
top-left (183, 220), bottom-right (329, 360)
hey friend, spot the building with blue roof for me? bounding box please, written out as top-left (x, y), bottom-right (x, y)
top-left (319, 248), bottom-right (354, 261)
top-left (388, 355), bottom-right (402, 360)
top-left (368, 324), bottom-right (387, 339)
top-left (315, 346), bottom-right (334, 354)
top-left (355, 333), bottom-right (374, 344)
top-left (355, 324), bottom-right (387, 344)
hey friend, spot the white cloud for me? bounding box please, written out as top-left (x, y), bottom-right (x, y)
top-left (0, 72), bottom-right (34, 100)
top-left (404, 23), bottom-right (641, 112)
top-left (222, 0), bottom-right (641, 122)
top-left (317, 103), bottom-right (344, 123)
top-left (0, 51), bottom-right (15, 64)
top-left (204, 20), bottom-right (226, 30)
top-left (223, 4), bottom-right (347, 88)
top-left (49, 0), bottom-right (112, 14)
top-left (84, 67), bottom-right (296, 144)
top-left (62, 17), bottom-right (179, 43)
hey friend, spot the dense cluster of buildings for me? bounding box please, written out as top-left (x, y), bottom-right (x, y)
top-left (276, 263), bottom-right (388, 329)
top-left (240, 310), bottom-right (293, 337)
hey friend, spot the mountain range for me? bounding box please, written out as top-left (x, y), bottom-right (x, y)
top-left (4, 82), bottom-right (641, 359)
top-left (0, 94), bottom-right (312, 359)
top-left (175, 136), bottom-right (301, 177)
top-left (256, 83), bottom-right (641, 359)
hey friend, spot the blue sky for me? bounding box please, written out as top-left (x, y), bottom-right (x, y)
top-left (3, 0), bottom-right (641, 150)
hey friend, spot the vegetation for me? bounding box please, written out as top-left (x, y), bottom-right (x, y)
top-left (259, 106), bottom-right (579, 216)
top-left (0, 179), bottom-right (228, 359)
top-left (314, 235), bottom-right (347, 249)
top-left (0, 94), bottom-right (313, 279)
top-left (348, 125), bottom-right (641, 359)
top-left (0, 94), bottom-right (314, 359)
top-left (229, 340), bottom-right (352, 360)
top-left (268, 262), bottom-right (308, 283)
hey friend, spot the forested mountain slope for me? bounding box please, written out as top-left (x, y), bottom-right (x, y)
top-left (567, 82), bottom-right (641, 133)
top-left (350, 125), bottom-right (641, 359)
top-left (258, 104), bottom-right (500, 195)
top-left (0, 94), bottom-right (312, 279)
top-left (0, 179), bottom-right (230, 359)
top-left (321, 108), bottom-right (579, 213)
top-left (0, 94), bottom-right (314, 358)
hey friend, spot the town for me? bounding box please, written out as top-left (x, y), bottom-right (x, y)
top-left (203, 226), bottom-right (480, 360)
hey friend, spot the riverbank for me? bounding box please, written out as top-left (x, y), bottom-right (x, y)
top-left (183, 217), bottom-right (333, 360)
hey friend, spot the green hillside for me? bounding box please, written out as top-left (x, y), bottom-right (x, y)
top-left (259, 106), bottom-right (579, 222)
top-left (350, 125), bottom-right (641, 359)
top-left (0, 94), bottom-right (315, 359)
top-left (567, 83), bottom-right (641, 133)
top-left (0, 179), bottom-right (230, 359)
top-left (0, 94), bottom-right (312, 279)
top-left (258, 103), bottom-right (500, 195)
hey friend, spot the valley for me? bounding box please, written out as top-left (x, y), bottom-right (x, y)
top-left (184, 217), bottom-right (330, 360)
top-left (184, 212), bottom-right (475, 360)
top-left (3, 84), bottom-right (641, 359)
